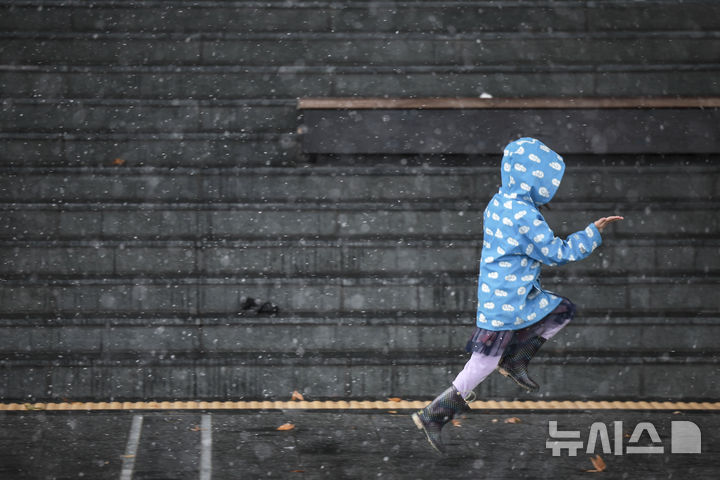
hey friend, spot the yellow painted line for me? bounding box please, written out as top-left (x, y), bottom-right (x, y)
top-left (1, 400), bottom-right (719, 411)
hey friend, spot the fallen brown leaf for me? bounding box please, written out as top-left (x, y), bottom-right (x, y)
top-left (451, 419), bottom-right (462, 427)
top-left (277, 423), bottom-right (295, 431)
top-left (112, 158), bottom-right (126, 166)
top-left (291, 390), bottom-right (304, 401)
top-left (388, 397), bottom-right (403, 402)
top-left (585, 454), bottom-right (607, 472)
top-left (387, 410), bottom-right (398, 414)
top-left (504, 417), bottom-right (521, 424)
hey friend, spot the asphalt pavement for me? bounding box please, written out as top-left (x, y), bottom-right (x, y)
top-left (0, 408), bottom-right (717, 480)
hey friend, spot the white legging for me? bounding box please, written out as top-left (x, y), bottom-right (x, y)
top-left (452, 311), bottom-right (571, 398)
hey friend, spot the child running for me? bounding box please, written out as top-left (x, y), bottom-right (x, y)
top-left (412, 137), bottom-right (623, 453)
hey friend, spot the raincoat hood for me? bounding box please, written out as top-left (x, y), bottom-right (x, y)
top-left (499, 137), bottom-right (566, 206)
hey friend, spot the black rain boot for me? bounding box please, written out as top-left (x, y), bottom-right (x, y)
top-left (411, 385), bottom-right (471, 454)
top-left (496, 336), bottom-right (546, 392)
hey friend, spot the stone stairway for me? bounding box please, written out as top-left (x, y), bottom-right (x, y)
top-left (0, 0), bottom-right (718, 402)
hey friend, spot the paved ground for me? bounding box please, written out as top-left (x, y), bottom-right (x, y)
top-left (0, 408), bottom-right (717, 480)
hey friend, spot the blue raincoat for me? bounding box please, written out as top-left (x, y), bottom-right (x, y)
top-left (476, 138), bottom-right (602, 331)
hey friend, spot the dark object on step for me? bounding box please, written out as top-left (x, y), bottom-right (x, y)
top-left (240, 297), bottom-right (280, 316)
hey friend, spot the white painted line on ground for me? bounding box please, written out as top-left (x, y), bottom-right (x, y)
top-left (200, 414), bottom-right (213, 480)
top-left (120, 414), bottom-right (143, 480)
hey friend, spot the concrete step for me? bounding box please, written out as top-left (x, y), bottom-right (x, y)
top-left (0, 129), bottom-right (715, 169)
top-left (0, 238), bottom-right (717, 278)
top-left (0, 133), bottom-right (298, 167)
top-left (0, 275), bottom-right (717, 316)
top-left (0, 164), bottom-right (718, 203)
top-left (0, 314), bottom-right (716, 356)
top-left (1, 31), bottom-right (717, 67)
top-left (0, 202), bottom-right (716, 240)
top-left (0, 99), bottom-right (295, 134)
top-left (1, 349), bottom-right (717, 401)
top-left (3, 2), bottom-right (718, 34)
top-left (4, 65), bottom-right (720, 99)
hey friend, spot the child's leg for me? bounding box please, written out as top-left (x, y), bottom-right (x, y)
top-left (452, 351), bottom-right (503, 399)
top-left (513, 297), bottom-right (577, 344)
top-left (497, 297), bottom-right (577, 392)
top-left (413, 329), bottom-right (513, 453)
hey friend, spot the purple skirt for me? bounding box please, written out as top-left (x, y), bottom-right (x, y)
top-left (465, 297), bottom-right (576, 356)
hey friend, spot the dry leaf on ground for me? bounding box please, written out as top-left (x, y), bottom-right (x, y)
top-left (586, 454), bottom-right (607, 472)
top-left (451, 419), bottom-right (462, 427)
top-left (291, 390), bottom-right (304, 401)
top-left (504, 417), bottom-right (522, 424)
top-left (388, 397), bottom-right (403, 402)
top-left (277, 423), bottom-right (295, 431)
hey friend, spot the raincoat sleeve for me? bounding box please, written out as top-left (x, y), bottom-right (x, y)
top-left (517, 209), bottom-right (602, 266)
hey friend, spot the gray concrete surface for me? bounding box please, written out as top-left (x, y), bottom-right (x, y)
top-left (0, 409), bottom-right (717, 479)
top-left (1, 0), bottom-right (718, 402)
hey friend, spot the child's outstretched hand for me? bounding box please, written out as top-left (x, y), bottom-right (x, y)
top-left (594, 216), bottom-right (624, 233)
